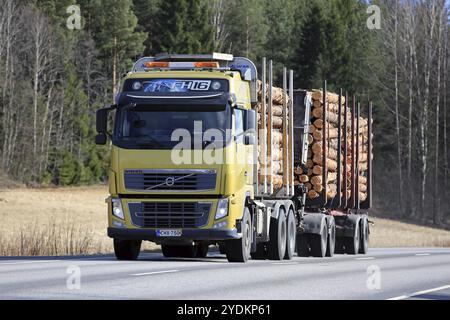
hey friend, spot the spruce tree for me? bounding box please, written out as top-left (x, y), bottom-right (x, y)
top-left (153, 0), bottom-right (215, 54)
top-left (222, 0), bottom-right (268, 61)
top-left (86, 0), bottom-right (146, 101)
top-left (293, 1), bottom-right (327, 89)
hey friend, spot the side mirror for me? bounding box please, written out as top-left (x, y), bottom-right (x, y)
top-left (95, 133), bottom-right (107, 145)
top-left (96, 108), bottom-right (109, 133)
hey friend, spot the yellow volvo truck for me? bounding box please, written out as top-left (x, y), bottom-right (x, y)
top-left (95, 53), bottom-right (373, 262)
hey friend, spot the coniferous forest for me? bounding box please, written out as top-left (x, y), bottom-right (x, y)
top-left (0, 0), bottom-right (449, 226)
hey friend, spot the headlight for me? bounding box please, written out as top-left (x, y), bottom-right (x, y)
top-left (112, 198), bottom-right (125, 220)
top-left (215, 198), bottom-right (229, 220)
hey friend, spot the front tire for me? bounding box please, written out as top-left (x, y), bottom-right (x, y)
top-left (268, 208), bottom-right (287, 260)
top-left (225, 207), bottom-right (252, 262)
top-left (114, 239), bottom-right (141, 260)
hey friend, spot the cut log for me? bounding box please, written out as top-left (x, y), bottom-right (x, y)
top-left (311, 172), bottom-right (338, 185)
top-left (299, 174), bottom-right (309, 183)
top-left (308, 190), bottom-right (320, 199)
top-left (312, 143), bottom-right (338, 160)
top-left (313, 128), bottom-right (339, 141)
top-left (312, 108), bottom-right (341, 123)
top-left (312, 155), bottom-right (338, 171)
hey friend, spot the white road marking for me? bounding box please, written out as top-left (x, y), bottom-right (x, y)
top-left (271, 262), bottom-right (299, 265)
top-left (131, 269), bottom-right (179, 276)
top-left (388, 284), bottom-right (450, 300)
top-left (356, 257), bottom-right (375, 260)
top-left (0, 260), bottom-right (62, 266)
top-left (415, 253), bottom-right (430, 257)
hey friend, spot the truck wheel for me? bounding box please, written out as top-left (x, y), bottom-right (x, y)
top-left (310, 224), bottom-right (327, 258)
top-left (345, 222), bottom-right (360, 255)
top-left (326, 219), bottom-right (336, 257)
top-left (284, 208), bottom-right (296, 260)
top-left (296, 233), bottom-right (310, 257)
top-left (113, 239), bottom-right (141, 260)
top-left (359, 218), bottom-right (369, 254)
top-left (196, 243), bottom-right (209, 258)
top-left (268, 208), bottom-right (287, 260)
top-left (225, 207), bottom-right (252, 262)
top-left (250, 243), bottom-right (266, 260)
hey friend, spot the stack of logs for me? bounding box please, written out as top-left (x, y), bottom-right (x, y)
top-left (256, 80), bottom-right (289, 190)
top-left (295, 90), bottom-right (370, 202)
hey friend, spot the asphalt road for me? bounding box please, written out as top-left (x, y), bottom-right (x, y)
top-left (0, 247), bottom-right (449, 300)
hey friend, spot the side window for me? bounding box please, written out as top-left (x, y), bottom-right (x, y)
top-left (234, 109), bottom-right (244, 143)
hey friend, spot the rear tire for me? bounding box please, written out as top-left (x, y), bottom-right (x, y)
top-left (345, 221), bottom-right (360, 255)
top-left (310, 224), bottom-right (327, 258)
top-left (359, 217), bottom-right (369, 254)
top-left (284, 208), bottom-right (296, 260)
top-left (267, 208), bottom-right (287, 260)
top-left (296, 233), bottom-right (310, 257)
top-left (114, 239), bottom-right (141, 260)
top-left (225, 207), bottom-right (252, 262)
top-left (326, 219), bottom-right (336, 257)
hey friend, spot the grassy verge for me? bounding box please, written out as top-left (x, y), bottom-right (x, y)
top-left (0, 186), bottom-right (449, 256)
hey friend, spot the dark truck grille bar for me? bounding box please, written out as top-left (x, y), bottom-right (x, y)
top-left (128, 202), bottom-right (211, 228)
top-left (124, 169), bottom-right (217, 192)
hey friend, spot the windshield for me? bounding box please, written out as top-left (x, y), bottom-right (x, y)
top-left (113, 105), bottom-right (231, 150)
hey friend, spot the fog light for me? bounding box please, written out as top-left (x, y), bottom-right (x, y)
top-left (112, 198), bottom-right (125, 220)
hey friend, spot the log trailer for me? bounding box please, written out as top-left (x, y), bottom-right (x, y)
top-left (95, 53), bottom-right (373, 262)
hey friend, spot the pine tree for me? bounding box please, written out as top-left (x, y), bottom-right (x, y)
top-left (86, 0), bottom-right (146, 102)
top-left (263, 0), bottom-right (298, 83)
top-left (222, 0), bottom-right (268, 61)
top-left (293, 1), bottom-right (327, 89)
top-left (153, 0), bottom-right (215, 54)
top-left (133, 0), bottom-right (161, 55)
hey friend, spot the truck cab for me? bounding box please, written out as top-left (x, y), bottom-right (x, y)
top-left (96, 53), bottom-right (259, 261)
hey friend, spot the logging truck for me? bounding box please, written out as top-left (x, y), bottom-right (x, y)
top-left (95, 53), bottom-right (373, 262)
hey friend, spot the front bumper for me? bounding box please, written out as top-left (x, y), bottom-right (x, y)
top-left (108, 227), bottom-right (241, 241)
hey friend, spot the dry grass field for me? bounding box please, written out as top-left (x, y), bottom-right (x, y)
top-left (0, 186), bottom-right (449, 256)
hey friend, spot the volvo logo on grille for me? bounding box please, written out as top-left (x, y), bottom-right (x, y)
top-left (165, 177), bottom-right (175, 187)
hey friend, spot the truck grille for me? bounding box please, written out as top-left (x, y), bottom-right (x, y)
top-left (124, 169), bottom-right (217, 191)
top-left (128, 202), bottom-right (211, 228)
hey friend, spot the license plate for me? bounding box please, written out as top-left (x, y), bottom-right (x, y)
top-left (156, 229), bottom-right (182, 237)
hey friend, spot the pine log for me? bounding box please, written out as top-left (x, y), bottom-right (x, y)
top-left (313, 128), bottom-right (339, 141)
top-left (312, 155), bottom-right (338, 171)
top-left (308, 190), bottom-right (320, 199)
